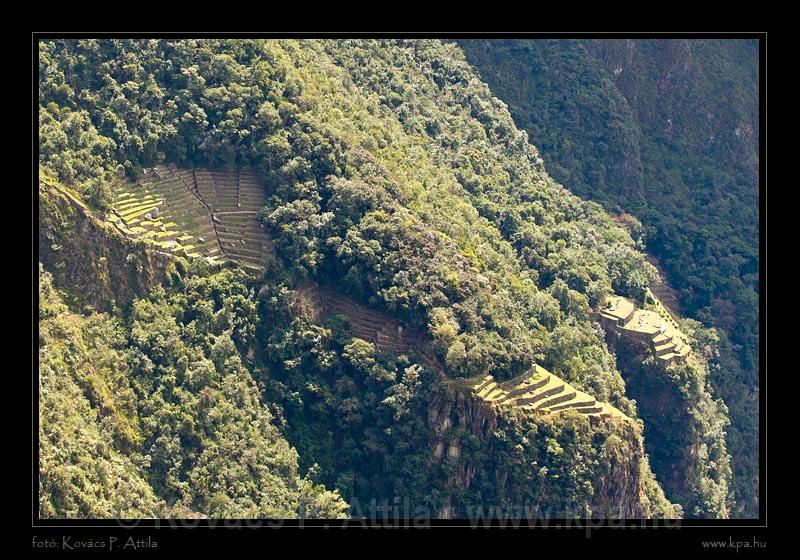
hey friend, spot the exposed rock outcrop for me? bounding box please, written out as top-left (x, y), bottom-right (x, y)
top-left (39, 177), bottom-right (173, 312)
top-left (426, 383), bottom-right (674, 519)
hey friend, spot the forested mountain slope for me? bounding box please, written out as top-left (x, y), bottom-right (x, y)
top-left (38, 38), bottom-right (737, 518)
top-left (39, 258), bottom-right (348, 518)
top-left (460, 38), bottom-right (759, 517)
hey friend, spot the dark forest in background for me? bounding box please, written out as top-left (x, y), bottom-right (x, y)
top-left (460, 38), bottom-right (759, 516)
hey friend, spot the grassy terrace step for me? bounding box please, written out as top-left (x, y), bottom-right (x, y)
top-left (546, 394), bottom-right (596, 412)
top-left (349, 325), bottom-right (378, 337)
top-left (238, 190), bottom-right (267, 199)
top-left (216, 218), bottom-right (257, 228)
top-left (150, 179), bottom-right (192, 197)
top-left (150, 191), bottom-right (195, 204)
top-left (152, 198), bottom-right (195, 211)
top-left (214, 187), bottom-right (240, 195)
top-left (109, 166), bottom-right (274, 270)
top-left (217, 214), bottom-right (258, 223)
top-left (477, 381), bottom-right (498, 399)
top-left (473, 376), bottom-right (494, 393)
top-left (346, 315), bottom-right (387, 329)
top-left (534, 390), bottom-right (577, 411)
top-left (497, 374), bottom-right (551, 403)
top-left (328, 300), bottom-right (386, 318)
top-left (216, 231), bottom-right (250, 242)
top-left (115, 196), bottom-right (160, 209)
top-left (244, 226), bottom-right (268, 237)
top-left (497, 369), bottom-right (535, 390)
top-left (227, 250), bottom-right (264, 263)
top-left (227, 247), bottom-right (266, 261)
top-left (118, 185), bottom-right (165, 194)
top-left (214, 192), bottom-right (240, 200)
top-left (117, 201), bottom-right (162, 213)
top-left (217, 224), bottom-right (253, 234)
top-left (116, 196), bottom-right (160, 209)
top-left (147, 181), bottom-right (184, 192)
top-left (486, 386), bottom-right (506, 401)
top-left (518, 382), bottom-right (565, 407)
top-left (234, 235), bottom-right (266, 247)
top-left (190, 238), bottom-right (222, 250)
top-left (238, 201), bottom-right (266, 210)
top-left (216, 229), bottom-right (247, 239)
top-left (210, 176), bottom-right (238, 184)
top-left (175, 226), bottom-right (216, 240)
top-left (470, 378), bottom-right (497, 393)
top-left (338, 307), bottom-right (388, 321)
top-left (171, 208), bottom-right (211, 220)
top-left (577, 406), bottom-right (605, 415)
top-left (120, 206), bottom-right (160, 221)
top-left (655, 343), bottom-right (676, 356)
top-left (228, 258), bottom-right (264, 270)
top-left (291, 281), bottom-right (439, 373)
top-left (239, 194), bottom-right (265, 202)
top-left (472, 366), bottom-right (631, 422)
top-left (164, 215), bottom-right (213, 229)
top-left (222, 235), bottom-right (264, 248)
top-left (195, 182), bottom-right (218, 198)
top-left (238, 186), bottom-right (265, 194)
top-left (115, 191), bottom-right (141, 199)
top-left (348, 321), bottom-right (390, 335)
top-left (597, 293), bottom-right (693, 367)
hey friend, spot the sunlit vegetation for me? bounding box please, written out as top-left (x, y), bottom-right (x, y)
top-left (38, 38), bottom-right (741, 518)
top-left (460, 39), bottom-right (758, 516)
top-left (39, 264), bottom-right (348, 518)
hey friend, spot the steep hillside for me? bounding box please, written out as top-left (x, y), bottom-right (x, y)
top-left (259, 279), bottom-right (677, 518)
top-left (39, 172), bottom-right (173, 312)
top-left (39, 265), bottom-right (164, 517)
top-left (39, 177), bottom-right (677, 519)
top-left (38, 235), bottom-right (348, 518)
top-left (37, 38), bottom-right (739, 518)
top-left (109, 165), bottom-right (273, 268)
top-left (460, 38), bottom-right (757, 516)
top-left (596, 292), bottom-right (731, 516)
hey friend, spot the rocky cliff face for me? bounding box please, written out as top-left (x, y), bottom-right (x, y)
top-left (426, 383), bottom-right (674, 519)
top-left (38, 177), bottom-right (678, 520)
top-left (606, 331), bottom-right (731, 518)
top-left (38, 179), bottom-right (173, 312)
top-left (460, 38), bottom-right (754, 517)
top-left (428, 385), bottom-right (498, 498)
top-left (609, 333), bottom-right (693, 497)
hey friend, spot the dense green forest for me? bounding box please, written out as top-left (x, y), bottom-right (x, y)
top-left (460, 39), bottom-right (759, 517)
top-left (38, 38), bottom-right (744, 519)
top-left (39, 263), bottom-right (348, 518)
